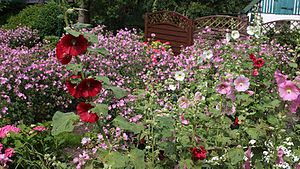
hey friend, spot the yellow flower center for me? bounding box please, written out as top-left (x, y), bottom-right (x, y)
top-left (286, 89), bottom-right (292, 94)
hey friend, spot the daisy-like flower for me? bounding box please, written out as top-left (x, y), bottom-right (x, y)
top-left (56, 34), bottom-right (88, 65)
top-left (278, 81), bottom-right (300, 101)
top-left (76, 102), bottom-right (99, 123)
top-left (178, 96), bottom-right (189, 109)
top-left (174, 71), bottom-right (185, 81)
top-left (231, 30), bottom-right (240, 40)
top-left (216, 81), bottom-right (232, 94)
top-left (203, 50), bottom-right (213, 59)
top-left (234, 75), bottom-right (250, 92)
top-left (274, 70), bottom-right (288, 85)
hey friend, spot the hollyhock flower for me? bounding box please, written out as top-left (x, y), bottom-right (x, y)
top-left (249, 54), bottom-right (256, 62)
top-left (66, 75), bottom-right (82, 98)
top-left (253, 58), bottom-right (264, 68)
top-left (231, 30), bottom-right (240, 40)
top-left (77, 78), bottom-right (102, 98)
top-left (277, 148), bottom-right (285, 164)
top-left (247, 90), bottom-right (254, 96)
top-left (191, 146), bottom-right (206, 160)
top-left (174, 71), bottom-right (185, 81)
top-left (243, 147), bottom-right (252, 169)
top-left (194, 91), bottom-right (204, 101)
top-left (33, 126), bottom-right (47, 132)
top-left (278, 81), bottom-right (300, 101)
top-left (247, 26), bottom-right (255, 36)
top-left (4, 148), bottom-right (14, 158)
top-left (216, 81), bottom-right (232, 94)
top-left (274, 70), bottom-right (288, 85)
top-left (180, 114), bottom-right (189, 125)
top-left (0, 144), bottom-right (2, 151)
top-left (56, 34), bottom-right (88, 65)
top-left (178, 96), bottom-right (189, 109)
top-left (226, 88), bottom-right (236, 101)
top-left (0, 125), bottom-right (20, 138)
top-left (76, 102), bottom-right (99, 123)
top-left (203, 50), bottom-right (213, 59)
top-left (234, 75), bottom-right (250, 92)
top-left (290, 95), bottom-right (300, 113)
top-left (252, 69), bottom-right (259, 76)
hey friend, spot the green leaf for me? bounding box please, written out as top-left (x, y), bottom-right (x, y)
top-left (269, 99), bottom-right (281, 108)
top-left (64, 27), bottom-right (81, 37)
top-left (129, 149), bottom-right (145, 169)
top-left (179, 159), bottom-right (193, 169)
top-left (267, 115), bottom-right (279, 126)
top-left (91, 104), bottom-right (109, 116)
top-left (105, 85), bottom-right (128, 99)
top-left (254, 160), bottom-right (264, 169)
top-left (95, 75), bottom-right (111, 85)
top-left (106, 151), bottom-right (128, 169)
top-left (72, 22), bottom-right (92, 29)
top-left (88, 47), bottom-right (109, 56)
top-left (66, 63), bottom-right (83, 74)
top-left (228, 148), bottom-right (244, 165)
top-left (113, 115), bottom-right (143, 134)
top-left (289, 62), bottom-right (298, 68)
top-left (84, 32), bottom-right (99, 44)
top-left (245, 127), bottom-right (259, 139)
top-left (51, 111), bottom-right (79, 136)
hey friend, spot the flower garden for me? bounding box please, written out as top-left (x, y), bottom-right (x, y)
top-left (0, 12), bottom-right (300, 169)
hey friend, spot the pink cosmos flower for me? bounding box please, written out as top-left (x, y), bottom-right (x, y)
top-left (0, 125), bottom-right (20, 138)
top-left (274, 70), bottom-right (288, 85)
top-left (290, 95), bottom-right (300, 113)
top-left (33, 126), bottom-right (47, 132)
top-left (234, 75), bottom-right (250, 92)
top-left (278, 81), bottom-right (300, 101)
top-left (216, 81), bottom-right (232, 94)
top-left (178, 96), bottom-right (189, 109)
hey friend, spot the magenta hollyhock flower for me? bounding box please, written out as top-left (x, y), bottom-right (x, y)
top-left (4, 148), bottom-right (14, 158)
top-left (33, 126), bottom-right (47, 132)
top-left (234, 75), bottom-right (250, 92)
top-left (0, 125), bottom-right (20, 138)
top-left (178, 96), bottom-right (189, 109)
top-left (216, 81), bottom-right (232, 94)
top-left (290, 95), bottom-right (300, 113)
top-left (278, 81), bottom-right (300, 101)
top-left (274, 70), bottom-right (288, 85)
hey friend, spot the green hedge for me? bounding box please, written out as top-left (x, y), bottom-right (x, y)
top-left (4, 2), bottom-right (65, 37)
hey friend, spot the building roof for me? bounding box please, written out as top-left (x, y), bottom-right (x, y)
top-left (241, 0), bottom-right (260, 13)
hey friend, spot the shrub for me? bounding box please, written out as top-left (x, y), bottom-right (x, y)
top-left (4, 2), bottom-right (65, 37)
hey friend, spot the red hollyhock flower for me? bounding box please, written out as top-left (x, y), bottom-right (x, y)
top-left (252, 69), bottom-right (259, 76)
top-left (77, 78), bottom-right (102, 98)
top-left (253, 58), bottom-right (265, 68)
top-left (76, 102), bottom-right (99, 123)
top-left (66, 75), bottom-right (82, 98)
top-left (56, 34), bottom-right (88, 65)
top-left (191, 146), bottom-right (206, 160)
top-left (249, 54), bottom-right (256, 62)
top-left (231, 116), bottom-right (240, 129)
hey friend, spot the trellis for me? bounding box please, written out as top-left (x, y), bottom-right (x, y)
top-left (262, 20), bottom-right (300, 36)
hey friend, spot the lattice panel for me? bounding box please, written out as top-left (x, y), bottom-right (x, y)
top-left (262, 20), bottom-right (300, 34)
top-left (194, 16), bottom-right (247, 32)
top-left (146, 11), bottom-right (193, 31)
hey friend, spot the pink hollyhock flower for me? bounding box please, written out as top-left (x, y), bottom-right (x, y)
top-left (216, 81), bottom-right (232, 94)
top-left (4, 148), bottom-right (14, 158)
top-left (274, 70), bottom-right (288, 85)
top-left (178, 96), bottom-right (189, 109)
top-left (290, 95), bottom-right (300, 113)
top-left (278, 81), bottom-right (300, 101)
top-left (252, 69), bottom-right (259, 76)
top-left (226, 88), bottom-right (236, 101)
top-left (180, 114), bottom-right (189, 125)
top-left (0, 125), bottom-right (20, 138)
top-left (247, 90), bottom-right (254, 96)
top-left (33, 126), bottom-right (47, 132)
top-left (234, 75), bottom-right (250, 92)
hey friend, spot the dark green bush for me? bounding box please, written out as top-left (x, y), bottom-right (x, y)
top-left (4, 2), bottom-right (65, 37)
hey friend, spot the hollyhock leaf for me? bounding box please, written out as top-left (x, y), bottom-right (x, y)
top-left (228, 148), bottom-right (244, 165)
top-left (255, 160), bottom-right (264, 169)
top-left (179, 159), bottom-right (193, 169)
top-left (129, 148), bottom-right (145, 169)
top-left (270, 99), bottom-right (281, 108)
top-left (83, 32), bottom-right (99, 44)
top-left (105, 85), bottom-right (128, 99)
top-left (88, 47), bottom-right (109, 56)
top-left (113, 115), bottom-right (143, 134)
top-left (91, 104), bottom-right (109, 117)
top-left (95, 75), bottom-right (111, 85)
top-left (64, 27), bottom-right (81, 37)
top-left (106, 151), bottom-right (128, 168)
top-left (289, 62), bottom-right (298, 68)
top-left (245, 128), bottom-right (259, 139)
top-left (66, 63), bottom-right (83, 74)
top-left (267, 115), bottom-right (279, 126)
top-left (51, 111), bottom-right (79, 136)
top-left (72, 22), bottom-right (92, 29)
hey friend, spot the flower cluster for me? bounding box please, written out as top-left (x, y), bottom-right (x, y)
top-left (0, 144), bottom-right (14, 167)
top-left (249, 53), bottom-right (265, 76)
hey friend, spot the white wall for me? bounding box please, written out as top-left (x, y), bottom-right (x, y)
top-left (261, 13), bottom-right (300, 23)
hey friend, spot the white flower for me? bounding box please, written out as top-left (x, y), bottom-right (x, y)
top-left (169, 84), bottom-right (176, 91)
top-left (263, 151), bottom-right (269, 156)
top-left (249, 139), bottom-right (256, 145)
top-left (231, 30), bottom-right (240, 40)
top-left (203, 50), bottom-right (213, 59)
top-left (293, 154), bottom-right (299, 162)
top-left (247, 26), bottom-right (255, 36)
top-left (225, 33), bottom-right (231, 42)
top-left (81, 137), bottom-right (91, 145)
top-left (174, 71), bottom-right (185, 81)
